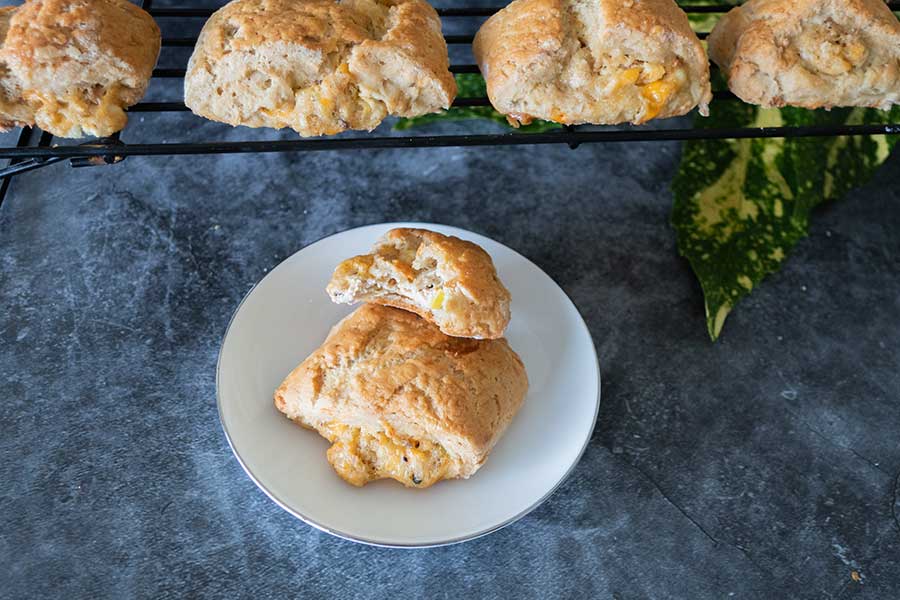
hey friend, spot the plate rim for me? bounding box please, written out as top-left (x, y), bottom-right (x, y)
top-left (215, 222), bottom-right (601, 548)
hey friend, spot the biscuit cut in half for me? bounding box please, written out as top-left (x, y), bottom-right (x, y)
top-left (274, 304), bottom-right (529, 488)
top-left (708, 0), bottom-right (900, 109)
top-left (327, 228), bottom-right (512, 340)
top-left (0, 0), bottom-right (160, 138)
top-left (184, 0), bottom-right (457, 137)
top-left (472, 0), bottom-right (712, 126)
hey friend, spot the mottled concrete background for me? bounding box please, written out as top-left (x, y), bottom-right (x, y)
top-left (2, 2), bottom-right (900, 598)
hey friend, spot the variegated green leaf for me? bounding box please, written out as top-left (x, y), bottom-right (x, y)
top-left (672, 104), bottom-right (900, 340)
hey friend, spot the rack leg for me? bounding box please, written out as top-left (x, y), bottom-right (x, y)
top-left (565, 125), bottom-right (580, 150)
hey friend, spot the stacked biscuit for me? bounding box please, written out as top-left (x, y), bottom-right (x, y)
top-left (274, 228), bottom-right (529, 488)
top-left (0, 0), bottom-right (160, 138)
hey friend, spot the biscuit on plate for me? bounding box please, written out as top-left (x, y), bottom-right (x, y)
top-left (472, 0), bottom-right (712, 126)
top-left (274, 304), bottom-right (528, 488)
top-left (0, 0), bottom-right (160, 138)
top-left (327, 228), bottom-right (511, 340)
top-left (708, 0), bottom-right (900, 109)
top-left (184, 0), bottom-right (457, 137)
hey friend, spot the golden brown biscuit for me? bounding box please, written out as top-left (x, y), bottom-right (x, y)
top-left (472, 0), bottom-right (712, 126)
top-left (708, 0), bottom-right (900, 109)
top-left (0, 7), bottom-right (32, 132)
top-left (327, 228), bottom-right (511, 340)
top-left (0, 0), bottom-right (160, 138)
top-left (274, 304), bottom-right (528, 488)
top-left (184, 0), bottom-right (457, 137)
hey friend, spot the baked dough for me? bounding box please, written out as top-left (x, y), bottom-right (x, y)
top-left (472, 0), bottom-right (712, 126)
top-left (708, 0), bottom-right (900, 109)
top-left (274, 304), bottom-right (528, 488)
top-left (0, 0), bottom-right (160, 138)
top-left (184, 0), bottom-right (457, 136)
top-left (0, 8), bottom-right (32, 132)
top-left (327, 228), bottom-right (511, 340)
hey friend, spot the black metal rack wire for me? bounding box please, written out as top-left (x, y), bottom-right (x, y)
top-left (0, 0), bottom-right (898, 203)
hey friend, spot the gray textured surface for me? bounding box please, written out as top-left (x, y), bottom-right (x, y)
top-left (2, 9), bottom-right (900, 596)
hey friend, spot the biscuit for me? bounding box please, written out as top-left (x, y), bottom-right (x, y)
top-left (708, 0), bottom-right (900, 109)
top-left (274, 304), bottom-right (528, 488)
top-left (472, 0), bottom-right (712, 126)
top-left (327, 228), bottom-right (511, 340)
top-left (0, 0), bottom-right (160, 138)
top-left (0, 8), bottom-right (32, 132)
top-left (184, 0), bottom-right (457, 137)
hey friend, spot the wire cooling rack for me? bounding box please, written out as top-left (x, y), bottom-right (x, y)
top-left (1, 0), bottom-right (899, 200)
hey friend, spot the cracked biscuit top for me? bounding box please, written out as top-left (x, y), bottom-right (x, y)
top-left (708, 0), bottom-right (900, 109)
top-left (184, 0), bottom-right (457, 136)
top-left (0, 0), bottom-right (160, 138)
top-left (274, 304), bottom-right (528, 488)
top-left (472, 0), bottom-right (711, 126)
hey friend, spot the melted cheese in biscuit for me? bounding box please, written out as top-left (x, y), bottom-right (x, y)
top-left (794, 20), bottom-right (870, 77)
top-left (612, 61), bottom-right (685, 123)
top-left (325, 228), bottom-right (512, 340)
top-left (26, 84), bottom-right (129, 138)
top-left (511, 56), bottom-right (689, 126)
top-left (320, 422), bottom-right (452, 488)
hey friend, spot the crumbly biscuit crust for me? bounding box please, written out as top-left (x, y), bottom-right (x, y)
top-left (274, 304), bottom-right (528, 487)
top-left (709, 0), bottom-right (900, 109)
top-left (473, 0), bottom-right (712, 126)
top-left (185, 0), bottom-right (456, 136)
top-left (0, 0), bottom-right (160, 137)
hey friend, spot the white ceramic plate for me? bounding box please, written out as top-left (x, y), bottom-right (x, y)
top-left (217, 223), bottom-right (600, 547)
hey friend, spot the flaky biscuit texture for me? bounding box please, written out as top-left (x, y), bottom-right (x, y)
top-left (709, 0), bottom-right (900, 109)
top-left (473, 0), bottom-right (712, 126)
top-left (274, 305), bottom-right (528, 488)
